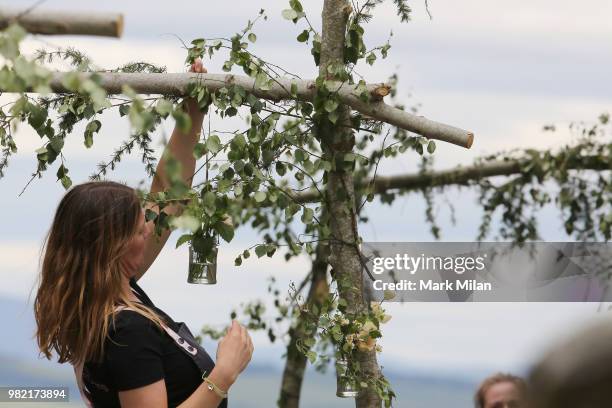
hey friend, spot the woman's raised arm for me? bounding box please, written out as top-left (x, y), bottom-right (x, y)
top-left (136, 59), bottom-right (207, 281)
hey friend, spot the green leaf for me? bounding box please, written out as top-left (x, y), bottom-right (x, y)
top-left (427, 140), bottom-right (436, 154)
top-left (119, 104), bottom-right (130, 117)
top-left (266, 244), bottom-right (276, 257)
top-left (415, 143), bottom-right (424, 155)
top-left (84, 134), bottom-right (93, 148)
top-left (203, 191), bottom-right (216, 215)
top-left (366, 52), bottom-right (377, 65)
top-left (171, 214), bottom-right (201, 232)
top-left (254, 191), bottom-right (267, 202)
top-left (324, 99), bottom-right (338, 113)
top-left (295, 149), bottom-right (305, 162)
top-left (27, 105), bottom-right (47, 129)
top-left (306, 351), bottom-right (317, 364)
top-left (301, 207), bottom-right (314, 223)
top-left (48, 137), bottom-right (64, 153)
top-left (193, 142), bottom-right (207, 159)
top-left (60, 175), bottom-right (72, 190)
top-left (57, 164), bottom-right (72, 190)
top-left (300, 103), bottom-right (313, 116)
top-left (282, 9), bottom-right (299, 20)
top-left (255, 244), bottom-right (267, 258)
top-left (233, 182), bottom-right (243, 196)
top-left (84, 120), bottom-right (101, 148)
top-left (0, 24), bottom-right (26, 59)
top-left (275, 161), bottom-right (287, 176)
top-left (176, 233), bottom-right (193, 248)
top-left (56, 164), bottom-right (68, 179)
top-left (248, 33), bottom-right (257, 43)
top-left (383, 290), bottom-right (396, 301)
top-left (297, 30), bottom-right (310, 42)
top-left (7, 23), bottom-right (27, 42)
top-left (290, 0), bottom-right (303, 12)
top-left (303, 337), bottom-right (316, 348)
top-left (145, 208), bottom-right (158, 222)
top-left (215, 220), bottom-right (235, 242)
top-left (206, 135), bottom-right (222, 154)
top-left (285, 203), bottom-right (300, 221)
top-left (191, 38), bottom-right (206, 47)
top-left (156, 98), bottom-right (173, 116)
top-left (254, 71), bottom-right (271, 90)
top-left (381, 43), bottom-right (391, 58)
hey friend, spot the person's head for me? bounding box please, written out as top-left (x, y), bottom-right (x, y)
top-left (475, 373), bottom-right (527, 408)
top-left (34, 181), bottom-right (164, 366)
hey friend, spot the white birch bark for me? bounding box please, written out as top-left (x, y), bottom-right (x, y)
top-left (0, 8), bottom-right (123, 37)
top-left (38, 71), bottom-right (472, 148)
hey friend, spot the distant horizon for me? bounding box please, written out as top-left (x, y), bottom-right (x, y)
top-left (0, 349), bottom-right (478, 408)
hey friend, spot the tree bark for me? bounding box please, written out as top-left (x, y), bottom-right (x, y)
top-left (278, 243), bottom-right (330, 408)
top-left (318, 1), bottom-right (383, 407)
top-left (12, 71), bottom-right (471, 148)
top-left (0, 8), bottom-right (123, 37)
top-left (289, 156), bottom-right (611, 204)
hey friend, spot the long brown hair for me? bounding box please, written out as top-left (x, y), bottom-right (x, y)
top-left (34, 181), bottom-right (166, 366)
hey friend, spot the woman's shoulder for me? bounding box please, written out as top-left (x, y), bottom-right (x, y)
top-left (109, 308), bottom-right (161, 335)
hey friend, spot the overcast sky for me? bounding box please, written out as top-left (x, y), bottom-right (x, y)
top-left (1, 0), bottom-right (611, 385)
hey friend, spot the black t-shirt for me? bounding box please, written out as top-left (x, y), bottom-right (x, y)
top-left (83, 278), bottom-right (212, 407)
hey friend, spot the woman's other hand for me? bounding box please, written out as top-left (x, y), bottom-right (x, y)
top-left (214, 320), bottom-right (254, 385)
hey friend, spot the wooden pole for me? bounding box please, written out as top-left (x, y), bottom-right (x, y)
top-left (318, 1), bottom-right (383, 406)
top-left (15, 71), bottom-right (473, 149)
top-left (0, 8), bottom-right (124, 38)
top-left (289, 156), bottom-right (610, 204)
top-left (278, 244), bottom-right (330, 408)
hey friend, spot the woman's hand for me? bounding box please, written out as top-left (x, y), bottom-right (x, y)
top-left (182, 58), bottom-right (207, 111)
top-left (190, 58), bottom-right (208, 74)
top-left (184, 58), bottom-right (207, 109)
top-left (214, 320), bottom-right (254, 385)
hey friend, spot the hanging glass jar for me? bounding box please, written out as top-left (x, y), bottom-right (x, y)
top-left (336, 356), bottom-right (359, 398)
top-left (188, 230), bottom-right (219, 284)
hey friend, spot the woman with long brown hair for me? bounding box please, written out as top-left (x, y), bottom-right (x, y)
top-left (34, 59), bottom-right (253, 408)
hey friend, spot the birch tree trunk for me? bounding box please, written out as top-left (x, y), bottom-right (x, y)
top-left (318, 1), bottom-right (383, 406)
top-left (278, 243), bottom-right (330, 408)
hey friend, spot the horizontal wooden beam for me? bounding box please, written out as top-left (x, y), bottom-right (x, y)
top-left (0, 8), bottom-right (123, 37)
top-left (289, 156), bottom-right (610, 203)
top-left (40, 71), bottom-right (473, 149)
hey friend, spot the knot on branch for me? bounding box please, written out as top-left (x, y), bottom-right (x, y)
top-left (224, 74), bottom-right (235, 85)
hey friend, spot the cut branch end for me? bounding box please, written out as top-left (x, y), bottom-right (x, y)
top-left (466, 132), bottom-right (474, 149)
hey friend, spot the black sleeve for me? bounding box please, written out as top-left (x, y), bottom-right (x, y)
top-left (105, 312), bottom-right (165, 391)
